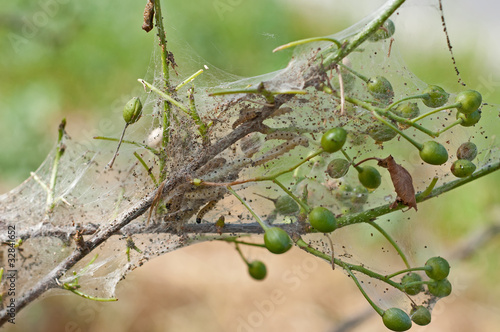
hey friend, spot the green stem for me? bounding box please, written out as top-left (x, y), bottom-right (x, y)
top-left (337, 62), bottom-right (369, 82)
top-left (154, 0), bottom-right (169, 83)
top-left (385, 266), bottom-right (429, 279)
top-left (340, 148), bottom-right (362, 172)
top-left (153, 0), bottom-right (172, 183)
top-left (133, 152), bottom-right (158, 186)
top-left (295, 238), bottom-right (403, 291)
top-left (367, 221), bottom-right (410, 269)
top-left (385, 94), bottom-right (428, 110)
top-left (93, 136), bottom-right (159, 154)
top-left (175, 69), bottom-right (204, 91)
top-left (106, 123), bottom-right (128, 169)
top-left (228, 186), bottom-right (269, 231)
top-left (209, 84), bottom-right (307, 103)
top-left (188, 87), bottom-right (209, 144)
top-left (234, 243), bottom-right (250, 265)
top-left (420, 176), bottom-right (438, 198)
top-left (62, 286), bottom-right (118, 302)
top-left (219, 238), bottom-right (267, 248)
top-left (139, 79), bottom-right (190, 115)
top-left (371, 111), bottom-right (423, 150)
top-left (261, 149), bottom-right (324, 182)
top-left (47, 119), bottom-right (67, 213)
top-left (342, 263), bottom-right (384, 316)
top-left (433, 119), bottom-right (462, 137)
top-left (410, 102), bottom-right (460, 123)
top-left (322, 0), bottom-right (407, 67)
top-left (273, 36), bottom-right (342, 53)
top-left (272, 178), bottom-right (310, 213)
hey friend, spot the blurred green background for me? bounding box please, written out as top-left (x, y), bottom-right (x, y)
top-left (1, 0), bottom-right (499, 331)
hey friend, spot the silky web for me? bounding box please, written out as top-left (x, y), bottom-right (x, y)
top-left (0, 1), bottom-right (499, 314)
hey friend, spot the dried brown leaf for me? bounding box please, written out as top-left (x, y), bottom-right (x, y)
top-left (377, 155), bottom-right (417, 211)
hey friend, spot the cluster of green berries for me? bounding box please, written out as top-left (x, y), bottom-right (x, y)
top-left (383, 256), bottom-right (451, 331)
top-left (451, 142), bottom-right (478, 178)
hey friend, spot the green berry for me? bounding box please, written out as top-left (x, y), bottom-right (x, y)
top-left (410, 306), bottom-right (431, 326)
top-left (321, 127), bottom-right (347, 153)
top-left (455, 90), bottom-right (482, 115)
top-left (358, 166), bottom-right (382, 190)
top-left (382, 308), bottom-right (412, 331)
top-left (425, 256), bottom-right (450, 280)
top-left (401, 273), bottom-right (423, 296)
top-left (368, 123), bottom-right (398, 142)
top-left (393, 102), bottom-right (420, 119)
top-left (367, 76), bottom-right (394, 102)
top-left (428, 279), bottom-right (452, 297)
top-left (308, 207), bottom-right (337, 233)
top-left (457, 109), bottom-right (481, 127)
top-left (419, 141), bottom-right (449, 165)
top-left (274, 195), bottom-right (299, 215)
top-left (422, 85), bottom-right (449, 108)
top-left (248, 260), bottom-right (267, 280)
top-left (264, 227), bottom-right (292, 254)
top-left (451, 159), bottom-right (476, 178)
top-left (123, 97), bottom-right (143, 124)
top-left (326, 159), bottom-right (350, 178)
top-left (369, 19), bottom-right (395, 42)
top-left (456, 142), bottom-right (478, 161)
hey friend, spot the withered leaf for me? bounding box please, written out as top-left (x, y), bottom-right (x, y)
top-left (377, 155), bottom-right (417, 211)
top-left (142, 0), bottom-right (155, 33)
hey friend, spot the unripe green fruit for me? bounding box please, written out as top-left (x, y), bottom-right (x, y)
top-left (382, 308), bottom-right (412, 331)
top-left (419, 141), bottom-right (449, 165)
top-left (368, 123), bottom-right (398, 142)
top-left (369, 19), bottom-right (395, 41)
top-left (455, 90), bottom-right (482, 115)
top-left (274, 195), bottom-right (299, 215)
top-left (428, 278), bottom-right (452, 297)
top-left (401, 273), bottom-right (423, 296)
top-left (422, 85), bottom-right (449, 108)
top-left (367, 76), bottom-right (394, 102)
top-left (456, 142), bottom-right (478, 161)
top-left (321, 127), bottom-right (347, 153)
top-left (326, 158), bottom-right (350, 178)
top-left (358, 166), bottom-right (382, 190)
top-left (308, 207), bottom-right (337, 233)
top-left (410, 306), bottom-right (431, 326)
top-left (451, 159), bottom-right (476, 178)
top-left (123, 97), bottom-right (143, 124)
top-left (264, 227), bottom-right (292, 254)
top-left (248, 260), bottom-right (267, 280)
top-left (393, 102), bottom-right (420, 119)
top-left (457, 109), bottom-right (481, 127)
top-left (425, 256), bottom-right (450, 280)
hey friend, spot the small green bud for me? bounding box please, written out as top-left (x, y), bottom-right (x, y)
top-left (451, 159), bottom-right (476, 178)
top-left (123, 97), bottom-right (143, 124)
top-left (368, 122), bottom-right (398, 143)
top-left (456, 142), bottom-right (478, 161)
top-left (410, 306), bottom-right (431, 326)
top-left (326, 158), bottom-right (350, 178)
top-left (455, 90), bottom-right (482, 115)
top-left (457, 109), bottom-right (481, 127)
top-left (248, 261), bottom-right (267, 280)
top-left (393, 102), bottom-right (420, 119)
top-left (422, 85), bottom-right (449, 108)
